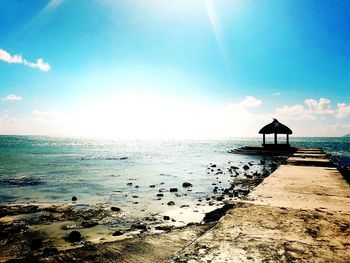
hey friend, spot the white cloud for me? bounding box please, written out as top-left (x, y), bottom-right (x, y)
top-left (1, 95), bottom-right (349, 138)
top-left (272, 92), bottom-right (280, 96)
top-left (32, 110), bottom-right (60, 122)
top-left (275, 104), bottom-right (314, 120)
top-left (336, 103), bottom-right (350, 119)
top-left (23, 58), bottom-right (50, 72)
top-left (44, 0), bottom-right (64, 12)
top-left (304, 98), bottom-right (334, 115)
top-left (2, 94), bottom-right (22, 101)
top-left (238, 96), bottom-right (262, 108)
top-left (0, 49), bottom-right (23, 63)
top-left (0, 48), bottom-right (50, 72)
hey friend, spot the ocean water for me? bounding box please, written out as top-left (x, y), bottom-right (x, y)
top-left (0, 136), bottom-right (349, 215)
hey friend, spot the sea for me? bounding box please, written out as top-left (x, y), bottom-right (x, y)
top-left (0, 136), bottom-right (349, 218)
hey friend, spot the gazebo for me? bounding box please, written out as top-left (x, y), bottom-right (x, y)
top-left (259, 119), bottom-right (292, 148)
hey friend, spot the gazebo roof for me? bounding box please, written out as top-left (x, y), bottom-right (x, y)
top-left (259, 119), bottom-right (292, 135)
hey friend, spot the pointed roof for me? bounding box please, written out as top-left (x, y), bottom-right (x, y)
top-left (259, 119), bottom-right (292, 134)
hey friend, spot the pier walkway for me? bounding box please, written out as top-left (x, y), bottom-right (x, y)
top-left (169, 148), bottom-right (350, 262)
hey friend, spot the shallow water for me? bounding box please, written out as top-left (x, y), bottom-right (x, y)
top-left (0, 136), bottom-right (349, 217)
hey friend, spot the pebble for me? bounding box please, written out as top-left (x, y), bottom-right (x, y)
top-left (243, 165), bottom-right (250, 170)
top-left (112, 230), bottom-right (124, 236)
top-left (67, 231), bottom-right (82, 243)
top-left (111, 207), bottom-right (121, 212)
top-left (182, 182), bottom-right (193, 187)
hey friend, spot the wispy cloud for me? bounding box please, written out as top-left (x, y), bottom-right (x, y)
top-left (43, 0), bottom-right (64, 12)
top-left (17, 0), bottom-right (64, 39)
top-left (2, 94), bottom-right (22, 101)
top-left (238, 96), bottom-right (262, 108)
top-left (272, 92), bottom-right (281, 96)
top-left (0, 48), bottom-right (50, 72)
top-left (204, 0), bottom-right (227, 60)
top-left (336, 103), bottom-right (350, 119)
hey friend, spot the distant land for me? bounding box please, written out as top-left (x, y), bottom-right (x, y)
top-left (344, 133), bottom-right (350, 137)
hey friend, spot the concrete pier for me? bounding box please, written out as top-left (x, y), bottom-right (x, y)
top-left (170, 148), bottom-right (350, 262)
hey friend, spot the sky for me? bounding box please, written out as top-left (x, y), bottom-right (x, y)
top-left (0, 0), bottom-right (349, 139)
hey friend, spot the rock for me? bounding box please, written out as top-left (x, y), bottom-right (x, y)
top-left (71, 196), bottom-right (77, 202)
top-left (306, 228), bottom-right (318, 238)
top-left (170, 188), bottom-right (178, 192)
top-left (119, 157), bottom-right (128, 160)
top-left (131, 224), bottom-right (147, 231)
top-left (210, 164), bottom-right (217, 168)
top-left (260, 160), bottom-right (266, 165)
top-left (127, 182), bottom-right (133, 186)
top-left (231, 166), bottom-right (239, 170)
top-left (156, 193), bottom-right (164, 197)
top-left (180, 205), bottom-right (189, 208)
top-left (42, 247), bottom-right (58, 256)
top-left (132, 195), bottom-right (138, 198)
top-left (149, 185), bottom-right (155, 188)
top-left (30, 238), bottom-right (43, 250)
top-left (135, 185), bottom-right (139, 188)
top-left (163, 215), bottom-right (170, 220)
top-left (182, 182), bottom-right (193, 188)
top-left (155, 225), bottom-right (173, 231)
top-left (67, 231), bottom-right (82, 243)
top-left (216, 196), bottom-right (224, 201)
top-left (112, 230), bottom-right (124, 236)
top-left (111, 207), bottom-right (121, 212)
top-left (243, 165), bottom-right (250, 170)
top-left (61, 224), bottom-right (77, 230)
top-left (203, 204), bottom-right (234, 223)
top-left (167, 201), bottom-right (175, 206)
top-left (81, 220), bottom-right (98, 228)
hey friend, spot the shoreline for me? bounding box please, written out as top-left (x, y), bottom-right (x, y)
top-left (0, 155), bottom-right (287, 262)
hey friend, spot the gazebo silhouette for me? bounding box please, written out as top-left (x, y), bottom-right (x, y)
top-left (259, 119), bottom-right (292, 148)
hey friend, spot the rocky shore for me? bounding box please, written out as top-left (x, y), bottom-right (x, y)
top-left (0, 156), bottom-right (287, 262)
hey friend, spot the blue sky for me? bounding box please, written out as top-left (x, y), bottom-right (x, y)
top-left (0, 0), bottom-right (349, 138)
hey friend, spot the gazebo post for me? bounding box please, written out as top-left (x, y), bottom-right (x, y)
top-left (258, 119), bottom-right (292, 149)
